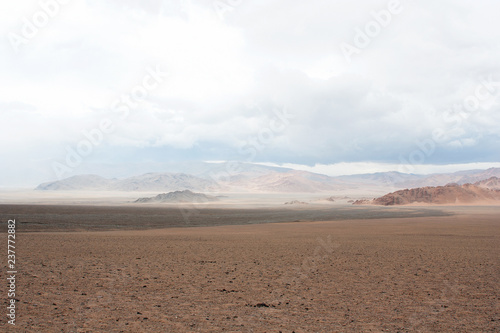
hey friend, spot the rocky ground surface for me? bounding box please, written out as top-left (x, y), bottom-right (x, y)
top-left (1, 207), bottom-right (499, 332)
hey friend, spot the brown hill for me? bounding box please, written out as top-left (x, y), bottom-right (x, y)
top-left (368, 183), bottom-right (500, 206)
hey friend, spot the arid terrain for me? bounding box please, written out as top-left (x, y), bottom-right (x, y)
top-left (4, 0), bottom-right (500, 331)
top-left (1, 204), bottom-right (499, 332)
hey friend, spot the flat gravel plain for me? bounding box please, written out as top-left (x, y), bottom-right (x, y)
top-left (1, 205), bottom-right (499, 332)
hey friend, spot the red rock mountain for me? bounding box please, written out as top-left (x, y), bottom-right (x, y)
top-left (367, 178), bottom-right (500, 205)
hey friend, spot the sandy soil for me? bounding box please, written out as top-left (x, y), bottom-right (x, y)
top-left (1, 206), bottom-right (499, 332)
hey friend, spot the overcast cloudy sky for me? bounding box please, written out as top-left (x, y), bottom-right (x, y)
top-left (1, 0), bottom-right (500, 186)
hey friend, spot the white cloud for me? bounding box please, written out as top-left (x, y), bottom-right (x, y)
top-left (1, 0), bottom-right (499, 185)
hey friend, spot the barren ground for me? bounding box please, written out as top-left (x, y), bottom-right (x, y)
top-left (1, 205), bottom-right (499, 332)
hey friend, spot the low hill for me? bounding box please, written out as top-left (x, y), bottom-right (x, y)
top-left (134, 190), bottom-right (220, 203)
top-left (284, 200), bottom-right (309, 205)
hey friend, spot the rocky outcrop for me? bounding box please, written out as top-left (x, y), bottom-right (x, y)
top-left (368, 183), bottom-right (500, 206)
top-left (284, 200), bottom-right (309, 205)
top-left (352, 199), bottom-right (372, 205)
top-left (135, 190), bottom-right (220, 203)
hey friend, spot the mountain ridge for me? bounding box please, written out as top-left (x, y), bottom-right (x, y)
top-left (35, 164), bottom-right (500, 194)
top-left (36, 172), bottom-right (219, 192)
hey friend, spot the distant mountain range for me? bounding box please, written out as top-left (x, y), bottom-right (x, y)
top-left (36, 173), bottom-right (219, 192)
top-left (35, 162), bottom-right (500, 194)
top-left (336, 168), bottom-right (500, 188)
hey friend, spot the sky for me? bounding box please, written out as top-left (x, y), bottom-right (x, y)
top-left (1, 0), bottom-right (500, 187)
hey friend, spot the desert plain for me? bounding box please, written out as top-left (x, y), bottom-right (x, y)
top-left (1, 201), bottom-right (499, 332)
